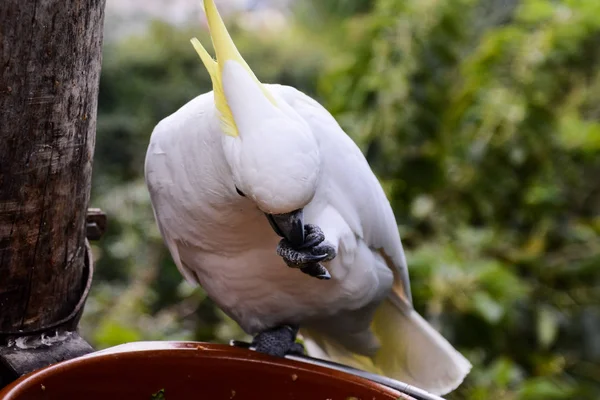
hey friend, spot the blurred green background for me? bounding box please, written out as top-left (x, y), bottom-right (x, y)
top-left (80, 0), bottom-right (600, 398)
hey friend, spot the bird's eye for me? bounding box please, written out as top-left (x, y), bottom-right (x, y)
top-left (235, 187), bottom-right (246, 197)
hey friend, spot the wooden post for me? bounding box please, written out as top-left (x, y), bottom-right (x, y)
top-left (0, 0), bottom-right (106, 386)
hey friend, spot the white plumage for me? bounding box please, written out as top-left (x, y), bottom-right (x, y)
top-left (145, 0), bottom-right (471, 394)
top-left (145, 84), bottom-right (471, 395)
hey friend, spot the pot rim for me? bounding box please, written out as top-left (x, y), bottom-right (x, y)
top-left (0, 341), bottom-right (410, 399)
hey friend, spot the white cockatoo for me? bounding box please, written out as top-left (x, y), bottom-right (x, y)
top-left (144, 0), bottom-right (471, 395)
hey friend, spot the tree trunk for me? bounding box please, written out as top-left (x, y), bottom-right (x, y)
top-left (0, 0), bottom-right (106, 336)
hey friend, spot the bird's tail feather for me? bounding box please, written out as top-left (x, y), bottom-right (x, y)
top-left (301, 296), bottom-right (471, 396)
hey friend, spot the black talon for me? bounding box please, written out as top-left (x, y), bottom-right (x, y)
top-left (299, 233), bottom-right (324, 249)
top-left (275, 223), bottom-right (335, 280)
top-left (289, 342), bottom-right (307, 355)
top-left (252, 325), bottom-right (301, 358)
top-left (310, 243), bottom-right (336, 261)
top-left (277, 241), bottom-right (329, 265)
top-left (298, 224), bottom-right (325, 249)
top-left (305, 253), bottom-right (329, 263)
top-left (300, 263), bottom-right (331, 280)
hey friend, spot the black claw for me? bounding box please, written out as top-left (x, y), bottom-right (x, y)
top-left (275, 223), bottom-right (334, 280)
top-left (289, 342), bottom-right (307, 356)
top-left (252, 325), bottom-right (300, 358)
top-left (305, 253), bottom-right (329, 263)
top-left (300, 263), bottom-right (331, 280)
top-left (300, 233), bottom-right (324, 249)
top-left (320, 269), bottom-right (332, 280)
top-left (298, 224), bottom-right (325, 249)
top-left (277, 241), bottom-right (329, 266)
top-left (310, 243), bottom-right (336, 261)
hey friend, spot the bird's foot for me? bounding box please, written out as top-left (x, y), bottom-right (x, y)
top-left (252, 325), bottom-right (306, 357)
top-left (276, 224), bottom-right (336, 280)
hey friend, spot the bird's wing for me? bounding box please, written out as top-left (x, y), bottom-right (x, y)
top-left (271, 84), bottom-right (413, 306)
top-left (143, 98), bottom-right (213, 286)
top-left (271, 86), bottom-right (472, 396)
top-left (150, 202), bottom-right (199, 285)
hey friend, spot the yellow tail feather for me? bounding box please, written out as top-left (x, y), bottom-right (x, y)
top-left (302, 296), bottom-right (472, 396)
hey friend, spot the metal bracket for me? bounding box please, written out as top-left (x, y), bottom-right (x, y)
top-left (86, 208), bottom-right (107, 241)
top-left (0, 332), bottom-right (94, 387)
top-left (0, 230), bottom-right (99, 389)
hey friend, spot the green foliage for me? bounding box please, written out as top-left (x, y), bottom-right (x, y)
top-left (151, 388), bottom-right (166, 400)
top-left (317, 0), bottom-right (600, 397)
top-left (82, 1), bottom-right (600, 399)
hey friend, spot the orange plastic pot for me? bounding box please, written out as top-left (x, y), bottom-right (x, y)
top-left (0, 341), bottom-right (411, 399)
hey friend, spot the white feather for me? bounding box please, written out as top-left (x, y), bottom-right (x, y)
top-left (144, 84), bottom-right (470, 394)
top-left (373, 299), bottom-right (473, 395)
top-left (271, 84), bottom-right (471, 394)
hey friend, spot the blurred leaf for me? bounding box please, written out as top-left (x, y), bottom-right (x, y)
top-left (537, 305), bottom-right (559, 349)
top-left (94, 321), bottom-right (142, 347)
top-left (517, 377), bottom-right (575, 400)
top-left (84, 1), bottom-right (600, 399)
top-left (472, 291), bottom-right (504, 324)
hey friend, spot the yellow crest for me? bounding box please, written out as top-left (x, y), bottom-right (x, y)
top-left (191, 0), bottom-right (277, 137)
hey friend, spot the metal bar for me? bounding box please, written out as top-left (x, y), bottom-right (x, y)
top-left (230, 340), bottom-right (446, 400)
top-left (86, 208), bottom-right (107, 241)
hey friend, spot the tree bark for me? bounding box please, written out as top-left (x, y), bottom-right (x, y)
top-left (0, 0), bottom-right (106, 336)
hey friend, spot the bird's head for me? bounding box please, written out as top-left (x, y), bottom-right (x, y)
top-left (191, 0), bottom-right (321, 246)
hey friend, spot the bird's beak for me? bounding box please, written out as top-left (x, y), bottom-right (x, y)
top-left (265, 209), bottom-right (304, 247)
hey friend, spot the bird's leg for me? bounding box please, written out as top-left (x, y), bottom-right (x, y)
top-left (277, 224), bottom-right (336, 280)
top-left (252, 325), bottom-right (306, 357)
